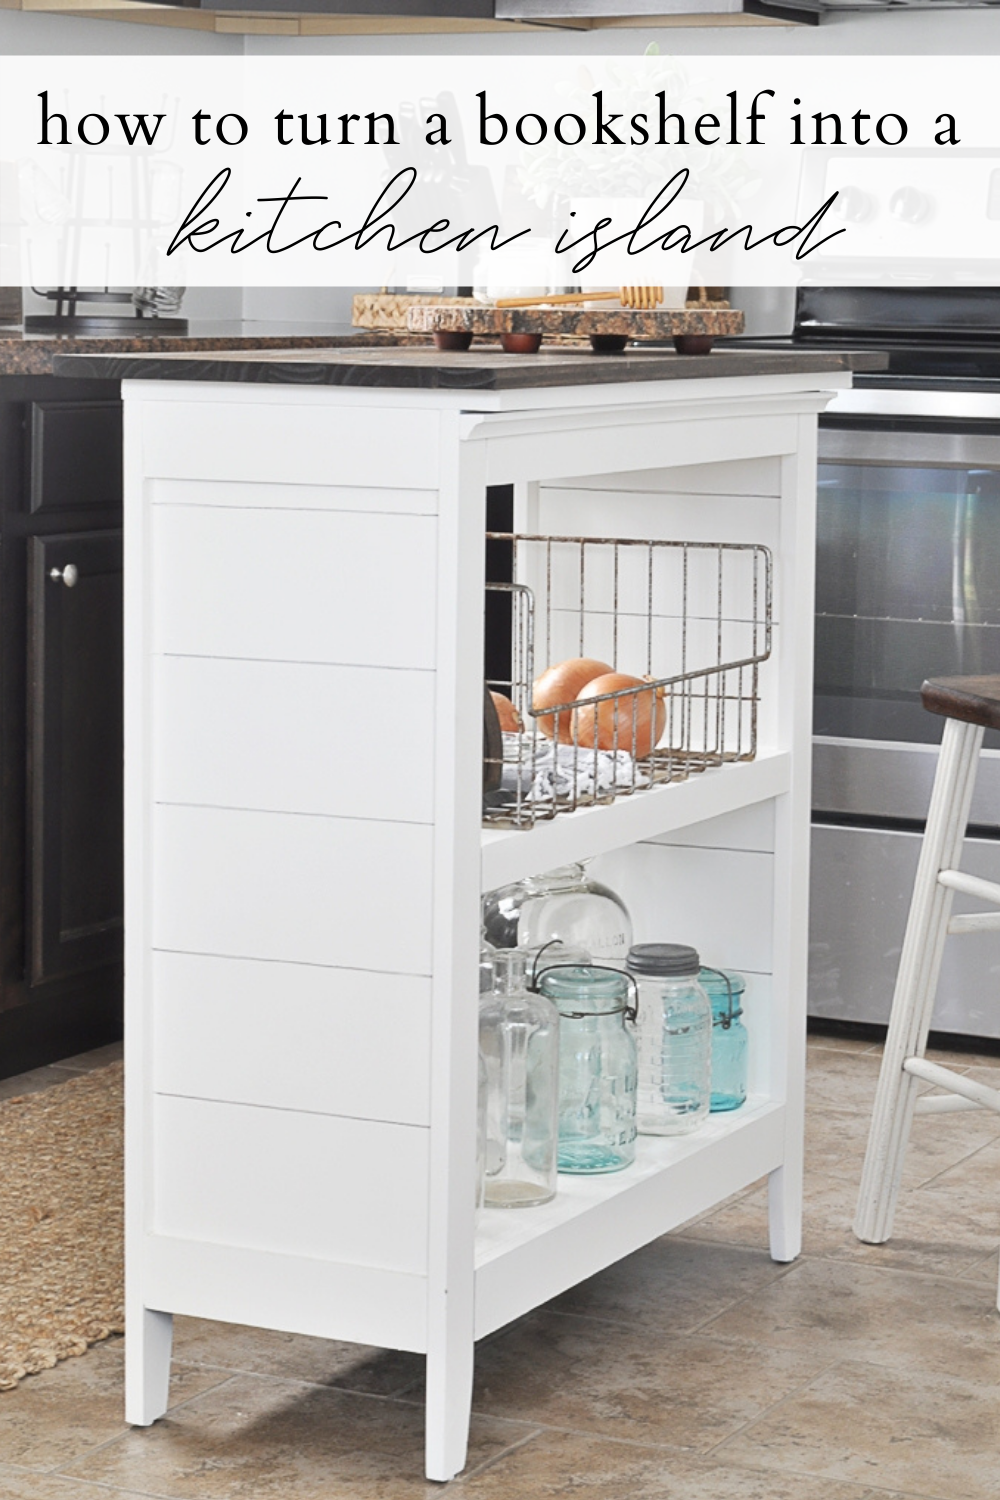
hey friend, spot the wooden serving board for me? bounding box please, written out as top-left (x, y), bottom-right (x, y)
top-left (405, 302), bottom-right (744, 354)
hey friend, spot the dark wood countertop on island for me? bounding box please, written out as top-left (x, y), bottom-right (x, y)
top-left (42, 344), bottom-right (887, 393)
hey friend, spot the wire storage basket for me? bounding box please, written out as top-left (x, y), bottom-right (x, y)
top-left (484, 533), bottom-right (773, 830)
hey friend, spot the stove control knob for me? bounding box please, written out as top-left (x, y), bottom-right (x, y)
top-left (889, 186), bottom-right (931, 224)
top-left (832, 186), bottom-right (873, 223)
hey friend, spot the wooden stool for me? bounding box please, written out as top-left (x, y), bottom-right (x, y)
top-left (854, 675), bottom-right (1000, 1307)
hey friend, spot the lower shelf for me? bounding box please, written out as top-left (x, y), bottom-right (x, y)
top-left (474, 1096), bottom-right (784, 1339)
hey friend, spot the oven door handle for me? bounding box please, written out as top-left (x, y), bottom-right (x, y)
top-left (827, 390), bottom-right (1000, 422)
top-left (819, 427), bottom-right (1000, 469)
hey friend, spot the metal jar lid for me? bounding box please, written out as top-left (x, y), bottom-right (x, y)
top-left (626, 942), bottom-right (700, 977)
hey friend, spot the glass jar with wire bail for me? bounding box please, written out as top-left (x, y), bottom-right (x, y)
top-left (536, 964), bottom-right (638, 1175)
top-left (627, 943), bottom-right (712, 1136)
top-left (698, 967), bottom-right (748, 1113)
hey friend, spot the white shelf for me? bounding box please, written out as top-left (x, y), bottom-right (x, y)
top-left (481, 750), bottom-right (790, 890)
top-left (474, 1097), bottom-right (784, 1339)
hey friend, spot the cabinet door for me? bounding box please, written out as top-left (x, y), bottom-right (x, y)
top-left (28, 530), bottom-right (123, 985)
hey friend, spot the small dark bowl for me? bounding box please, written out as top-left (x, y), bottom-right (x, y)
top-left (434, 330), bottom-right (474, 351)
top-left (501, 332), bottom-right (543, 354)
top-left (589, 334), bottom-right (629, 354)
top-left (673, 334), bottom-right (714, 356)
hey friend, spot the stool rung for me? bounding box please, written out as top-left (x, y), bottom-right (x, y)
top-left (903, 1056), bottom-right (1000, 1115)
top-left (937, 869), bottom-right (1000, 906)
top-left (948, 911), bottom-right (1000, 934)
top-left (914, 1094), bottom-right (984, 1115)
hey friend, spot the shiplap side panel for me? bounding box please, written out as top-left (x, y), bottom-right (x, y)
top-left (152, 1096), bottom-right (429, 1273)
top-left (149, 478), bottom-right (437, 515)
top-left (152, 951), bottom-right (432, 1126)
top-left (150, 506), bottom-right (437, 669)
top-left (643, 799), bottom-right (776, 853)
top-left (547, 456), bottom-right (782, 498)
top-left (591, 843), bottom-right (775, 975)
top-left (140, 400), bottom-right (440, 490)
top-left (152, 805), bottom-right (433, 974)
top-left (529, 487), bottom-right (781, 554)
top-left (153, 656), bottom-right (434, 825)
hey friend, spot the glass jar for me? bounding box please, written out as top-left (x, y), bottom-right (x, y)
top-left (627, 943), bottom-right (712, 1136)
top-left (699, 967), bottom-right (749, 1113)
top-left (476, 1049), bottom-right (488, 1212)
top-left (537, 965), bottom-right (637, 1174)
top-left (482, 862), bottom-right (632, 964)
top-left (479, 927), bottom-right (495, 996)
top-left (479, 949), bottom-right (559, 1208)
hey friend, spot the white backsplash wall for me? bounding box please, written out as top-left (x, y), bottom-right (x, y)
top-left (243, 8), bottom-right (1000, 57)
top-left (0, 7), bottom-right (238, 54)
top-left (241, 287), bottom-right (374, 330)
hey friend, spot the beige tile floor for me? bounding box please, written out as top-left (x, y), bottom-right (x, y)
top-left (2, 1034), bottom-right (999, 1500)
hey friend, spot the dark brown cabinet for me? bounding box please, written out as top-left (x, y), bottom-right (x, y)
top-left (0, 377), bottom-right (124, 1078)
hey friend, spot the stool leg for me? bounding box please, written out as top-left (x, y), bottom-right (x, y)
top-left (854, 717), bottom-right (984, 1244)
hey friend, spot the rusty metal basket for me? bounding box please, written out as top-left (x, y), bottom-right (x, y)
top-left (484, 533), bottom-right (773, 829)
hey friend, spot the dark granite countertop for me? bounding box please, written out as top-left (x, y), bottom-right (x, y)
top-left (41, 345), bottom-right (886, 393)
top-left (0, 327), bottom-right (412, 377)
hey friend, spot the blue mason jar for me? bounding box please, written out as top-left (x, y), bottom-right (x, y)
top-left (536, 965), bottom-right (638, 1174)
top-left (699, 967), bottom-right (749, 1112)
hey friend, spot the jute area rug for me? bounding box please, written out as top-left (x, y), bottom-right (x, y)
top-left (0, 1062), bottom-right (124, 1389)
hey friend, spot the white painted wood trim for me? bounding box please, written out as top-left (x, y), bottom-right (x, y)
top-left (144, 1235), bottom-right (428, 1352)
top-left (424, 416), bottom-right (486, 1483)
top-left (123, 397), bottom-right (172, 1425)
top-left (765, 415), bottom-right (816, 1265)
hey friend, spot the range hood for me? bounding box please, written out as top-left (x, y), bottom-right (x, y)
top-left (14, 0), bottom-right (1000, 35)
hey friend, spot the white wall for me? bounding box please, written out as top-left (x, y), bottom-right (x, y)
top-left (244, 9), bottom-right (1000, 57)
top-left (0, 8), bottom-right (238, 54)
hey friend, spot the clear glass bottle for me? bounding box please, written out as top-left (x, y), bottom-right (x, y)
top-left (699, 967), bottom-right (749, 1113)
top-left (482, 862), bottom-right (632, 964)
top-left (537, 965), bottom-right (637, 1174)
top-left (479, 949), bottom-right (559, 1208)
top-left (627, 943), bottom-right (712, 1136)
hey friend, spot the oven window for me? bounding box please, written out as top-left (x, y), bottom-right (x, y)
top-left (815, 460), bottom-right (1000, 744)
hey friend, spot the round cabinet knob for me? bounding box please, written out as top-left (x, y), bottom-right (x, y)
top-left (889, 187), bottom-right (931, 225)
top-left (833, 186), bottom-right (873, 223)
top-left (49, 564), bottom-right (78, 588)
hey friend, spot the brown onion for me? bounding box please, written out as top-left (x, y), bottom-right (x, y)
top-left (490, 691), bottom-right (523, 734)
top-left (572, 672), bottom-right (667, 759)
top-left (532, 657), bottom-right (614, 742)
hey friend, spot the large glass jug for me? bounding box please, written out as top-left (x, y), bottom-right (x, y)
top-left (482, 862), bottom-right (632, 965)
top-left (479, 949), bottom-right (559, 1208)
top-left (537, 964), bottom-right (637, 1175)
top-left (627, 943), bottom-right (712, 1136)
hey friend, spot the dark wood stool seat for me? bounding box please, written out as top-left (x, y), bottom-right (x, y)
top-left (921, 675), bottom-right (1000, 732)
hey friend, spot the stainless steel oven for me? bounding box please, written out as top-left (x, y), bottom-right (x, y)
top-left (810, 384), bottom-right (1000, 1039)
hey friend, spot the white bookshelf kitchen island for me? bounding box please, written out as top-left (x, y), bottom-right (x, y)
top-left (99, 342), bottom-right (866, 1483)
